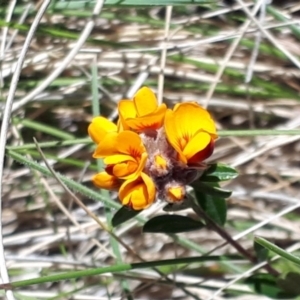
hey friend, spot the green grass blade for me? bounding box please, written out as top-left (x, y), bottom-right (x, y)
top-left (255, 237), bottom-right (300, 266)
top-left (0, 255), bottom-right (241, 290)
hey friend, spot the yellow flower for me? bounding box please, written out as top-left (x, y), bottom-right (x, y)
top-left (119, 173), bottom-right (156, 210)
top-left (88, 116), bottom-right (117, 144)
top-left (118, 86), bottom-right (167, 132)
top-left (93, 130), bottom-right (148, 179)
top-left (88, 88), bottom-right (219, 211)
top-left (92, 171), bottom-right (121, 190)
top-left (164, 102), bottom-right (217, 165)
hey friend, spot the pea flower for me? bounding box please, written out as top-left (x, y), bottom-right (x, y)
top-left (164, 102), bottom-right (217, 165)
top-left (93, 130), bottom-right (148, 179)
top-left (119, 173), bottom-right (156, 210)
top-left (118, 86), bottom-right (167, 132)
top-left (88, 87), bottom-right (218, 210)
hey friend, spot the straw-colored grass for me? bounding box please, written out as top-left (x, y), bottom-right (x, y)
top-left (1, 0), bottom-right (300, 299)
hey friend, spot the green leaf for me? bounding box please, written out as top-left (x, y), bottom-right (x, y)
top-left (193, 181), bottom-right (232, 198)
top-left (201, 163), bottom-right (238, 182)
top-left (143, 215), bottom-right (205, 233)
top-left (112, 206), bottom-right (142, 227)
top-left (192, 186), bottom-right (227, 226)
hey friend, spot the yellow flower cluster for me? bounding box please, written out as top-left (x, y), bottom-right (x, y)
top-left (88, 87), bottom-right (217, 210)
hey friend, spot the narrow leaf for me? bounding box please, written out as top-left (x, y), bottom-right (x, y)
top-left (193, 181), bottom-right (232, 198)
top-left (201, 163), bottom-right (238, 182)
top-left (143, 215), bottom-right (205, 233)
top-left (192, 188), bottom-right (227, 226)
top-left (112, 206), bottom-right (141, 227)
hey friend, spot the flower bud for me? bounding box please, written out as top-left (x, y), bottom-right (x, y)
top-left (165, 183), bottom-right (186, 203)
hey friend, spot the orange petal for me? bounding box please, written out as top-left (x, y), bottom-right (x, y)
top-left (133, 87), bottom-right (158, 116)
top-left (164, 109), bottom-right (186, 162)
top-left (112, 161), bottom-right (138, 178)
top-left (125, 104), bottom-right (167, 131)
top-left (94, 130), bottom-right (146, 163)
top-left (115, 131), bottom-right (146, 158)
top-left (118, 100), bottom-right (136, 130)
top-left (118, 100), bottom-right (137, 119)
top-left (189, 139), bottom-right (215, 164)
top-left (164, 102), bottom-right (217, 163)
top-left (93, 132), bottom-right (118, 158)
top-left (95, 130), bottom-right (145, 158)
top-left (103, 154), bottom-right (135, 164)
top-left (93, 130), bottom-right (146, 158)
top-left (183, 131), bottom-right (212, 162)
top-left (104, 152), bottom-right (147, 179)
top-left (104, 148), bottom-right (147, 180)
top-left (92, 172), bottom-right (120, 190)
top-left (127, 151), bottom-right (148, 179)
top-left (119, 173), bottom-right (156, 210)
top-left (117, 118), bottom-right (125, 132)
top-left (88, 117), bottom-right (117, 144)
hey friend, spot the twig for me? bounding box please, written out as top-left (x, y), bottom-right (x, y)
top-left (191, 198), bottom-right (279, 276)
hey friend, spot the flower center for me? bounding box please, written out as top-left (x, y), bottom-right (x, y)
top-left (154, 154), bottom-right (168, 170)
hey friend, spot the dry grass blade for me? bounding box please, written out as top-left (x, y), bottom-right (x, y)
top-left (0, 1), bottom-right (51, 299)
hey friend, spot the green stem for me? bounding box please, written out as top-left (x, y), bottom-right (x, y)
top-left (219, 129), bottom-right (300, 137)
top-left (0, 255), bottom-right (240, 290)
